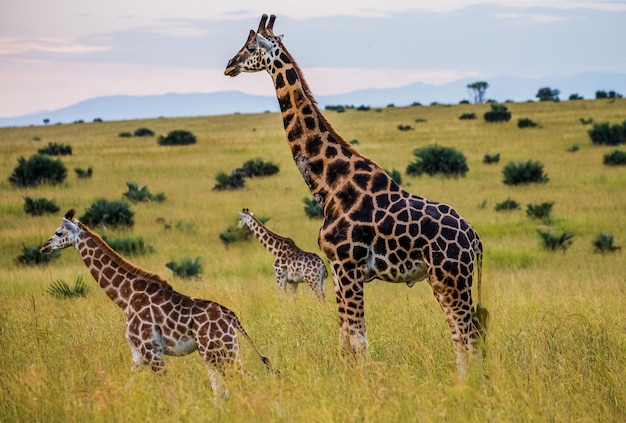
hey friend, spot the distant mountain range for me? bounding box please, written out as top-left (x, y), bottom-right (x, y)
top-left (1, 72), bottom-right (624, 127)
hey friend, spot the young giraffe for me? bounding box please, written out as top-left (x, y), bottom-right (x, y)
top-left (225, 14), bottom-right (488, 377)
top-left (237, 208), bottom-right (327, 301)
top-left (40, 209), bottom-right (274, 400)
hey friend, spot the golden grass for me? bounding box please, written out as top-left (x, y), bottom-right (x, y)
top-left (0, 99), bottom-right (625, 422)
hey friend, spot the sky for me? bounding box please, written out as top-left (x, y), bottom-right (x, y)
top-left (1, 0), bottom-right (625, 117)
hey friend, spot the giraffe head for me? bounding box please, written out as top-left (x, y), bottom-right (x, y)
top-left (224, 14), bottom-right (282, 77)
top-left (237, 208), bottom-right (253, 229)
top-left (40, 209), bottom-right (82, 254)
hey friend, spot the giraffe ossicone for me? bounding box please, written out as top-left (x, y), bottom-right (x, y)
top-left (40, 209), bottom-right (276, 400)
top-left (237, 208), bottom-right (327, 301)
top-left (225, 14), bottom-right (489, 377)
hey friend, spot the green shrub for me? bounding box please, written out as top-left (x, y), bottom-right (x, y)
top-left (213, 170), bottom-right (246, 190)
top-left (37, 142), bottom-right (72, 156)
top-left (118, 132), bottom-right (132, 138)
top-left (483, 153), bottom-right (500, 164)
top-left (406, 144), bottom-right (469, 177)
top-left (133, 127), bottom-right (155, 137)
top-left (592, 233), bottom-right (621, 254)
top-left (566, 145), bottom-right (579, 153)
top-left (349, 139), bottom-right (360, 145)
top-left (484, 104), bottom-right (511, 123)
top-left (536, 229), bottom-right (574, 252)
top-left (502, 161), bottom-right (549, 185)
top-left (16, 244), bottom-right (59, 265)
top-left (414, 118), bottom-right (427, 123)
top-left (166, 257), bottom-right (202, 279)
top-left (603, 150), bottom-right (626, 166)
top-left (579, 117), bottom-right (593, 125)
top-left (157, 130), bottom-right (196, 146)
top-left (24, 197), bottom-right (60, 216)
top-left (518, 118), bottom-right (538, 128)
top-left (47, 276), bottom-right (90, 299)
top-left (385, 168), bottom-right (403, 186)
top-left (80, 199), bottom-right (134, 228)
top-left (102, 235), bottom-right (153, 256)
top-left (239, 158), bottom-right (279, 177)
top-left (526, 202), bottom-right (554, 220)
top-left (494, 197), bottom-right (520, 211)
top-left (123, 182), bottom-right (165, 202)
top-left (219, 226), bottom-right (252, 246)
top-left (587, 121), bottom-right (626, 146)
top-left (397, 124), bottom-right (413, 131)
top-left (459, 112), bottom-right (476, 120)
top-left (303, 196), bottom-right (324, 219)
top-left (74, 167), bottom-right (93, 178)
top-left (9, 154), bottom-right (67, 187)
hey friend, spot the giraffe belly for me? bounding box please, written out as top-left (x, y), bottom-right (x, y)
top-left (370, 256), bottom-right (429, 287)
top-left (163, 335), bottom-right (198, 356)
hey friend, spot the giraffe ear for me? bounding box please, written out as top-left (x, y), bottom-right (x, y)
top-left (256, 33), bottom-right (272, 51)
top-left (62, 218), bottom-right (79, 234)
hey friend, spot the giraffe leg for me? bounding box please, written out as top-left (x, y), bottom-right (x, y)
top-left (333, 265), bottom-right (367, 355)
top-left (428, 270), bottom-right (474, 379)
top-left (287, 281), bottom-right (298, 295)
top-left (274, 267), bottom-right (287, 293)
top-left (304, 274), bottom-right (325, 302)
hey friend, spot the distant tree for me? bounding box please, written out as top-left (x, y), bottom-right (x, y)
top-left (596, 90), bottom-right (622, 99)
top-left (484, 103), bottom-right (512, 123)
top-left (467, 81), bottom-right (489, 104)
top-left (536, 87), bottom-right (560, 102)
top-left (43, 118), bottom-right (50, 125)
top-left (568, 94), bottom-right (583, 100)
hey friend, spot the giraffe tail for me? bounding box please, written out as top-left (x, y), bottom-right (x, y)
top-left (473, 236), bottom-right (489, 341)
top-left (231, 314), bottom-right (280, 376)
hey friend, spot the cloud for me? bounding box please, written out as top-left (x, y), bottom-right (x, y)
top-left (0, 37), bottom-right (110, 56)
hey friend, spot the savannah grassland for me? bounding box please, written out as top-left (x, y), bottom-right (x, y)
top-left (0, 98), bottom-right (624, 422)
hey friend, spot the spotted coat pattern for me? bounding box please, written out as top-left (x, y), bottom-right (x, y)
top-left (225, 15), bottom-right (487, 376)
top-left (238, 208), bottom-right (327, 301)
top-left (40, 210), bottom-right (273, 399)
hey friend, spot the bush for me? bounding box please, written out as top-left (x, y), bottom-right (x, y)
top-left (239, 158), bottom-right (279, 177)
top-left (37, 142), bottom-right (72, 156)
top-left (157, 130), bottom-right (197, 146)
top-left (101, 235), bottom-right (153, 256)
top-left (587, 121), bottom-right (626, 146)
top-left (459, 113), bottom-right (476, 120)
top-left (213, 170), bottom-right (246, 190)
top-left (518, 118), bottom-right (538, 128)
top-left (80, 199), bottom-right (134, 228)
top-left (502, 161), bottom-right (548, 185)
top-left (385, 168), bottom-right (402, 186)
top-left (74, 167), bottom-right (93, 178)
top-left (166, 257), bottom-right (202, 279)
top-left (123, 182), bottom-right (165, 202)
top-left (47, 276), bottom-right (90, 299)
top-left (526, 202), bottom-right (554, 220)
top-left (483, 153), bottom-right (500, 164)
top-left (9, 154), bottom-right (67, 187)
top-left (602, 150), bottom-right (626, 166)
top-left (592, 233), bottom-right (621, 254)
top-left (24, 197), bottom-right (60, 216)
top-left (484, 104), bottom-right (511, 123)
top-left (537, 229), bottom-right (574, 252)
top-left (494, 197), bottom-right (520, 211)
top-left (566, 145), bottom-right (579, 153)
top-left (406, 144), bottom-right (468, 177)
top-left (219, 226), bottom-right (251, 246)
top-left (133, 127), bottom-right (155, 137)
top-left (16, 244), bottom-right (59, 265)
top-left (118, 132), bottom-right (132, 138)
top-left (303, 196), bottom-right (324, 219)
top-left (397, 124), bottom-right (413, 131)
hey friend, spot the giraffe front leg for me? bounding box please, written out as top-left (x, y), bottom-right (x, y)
top-left (274, 266), bottom-right (287, 293)
top-left (333, 265), bottom-right (367, 356)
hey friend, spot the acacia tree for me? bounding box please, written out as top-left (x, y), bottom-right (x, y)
top-left (536, 87), bottom-right (560, 102)
top-left (467, 81), bottom-right (489, 104)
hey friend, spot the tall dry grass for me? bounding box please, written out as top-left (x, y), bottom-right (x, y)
top-left (0, 99), bottom-right (625, 422)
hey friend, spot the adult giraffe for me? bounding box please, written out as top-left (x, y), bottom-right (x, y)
top-left (225, 14), bottom-right (488, 376)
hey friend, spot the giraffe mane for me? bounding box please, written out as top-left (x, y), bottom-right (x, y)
top-left (76, 221), bottom-right (173, 289)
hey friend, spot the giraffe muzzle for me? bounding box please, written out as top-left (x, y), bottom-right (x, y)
top-left (40, 242), bottom-right (53, 254)
top-left (224, 60), bottom-right (241, 77)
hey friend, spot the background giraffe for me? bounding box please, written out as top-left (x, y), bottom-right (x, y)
top-left (40, 209), bottom-right (274, 400)
top-left (225, 14), bottom-right (488, 376)
top-left (238, 208), bottom-right (327, 301)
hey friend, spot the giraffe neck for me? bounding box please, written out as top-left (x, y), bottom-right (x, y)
top-left (268, 48), bottom-right (373, 204)
top-left (243, 216), bottom-right (290, 256)
top-left (74, 223), bottom-right (172, 309)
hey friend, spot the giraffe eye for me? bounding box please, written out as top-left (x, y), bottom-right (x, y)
top-left (55, 231), bottom-right (63, 237)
